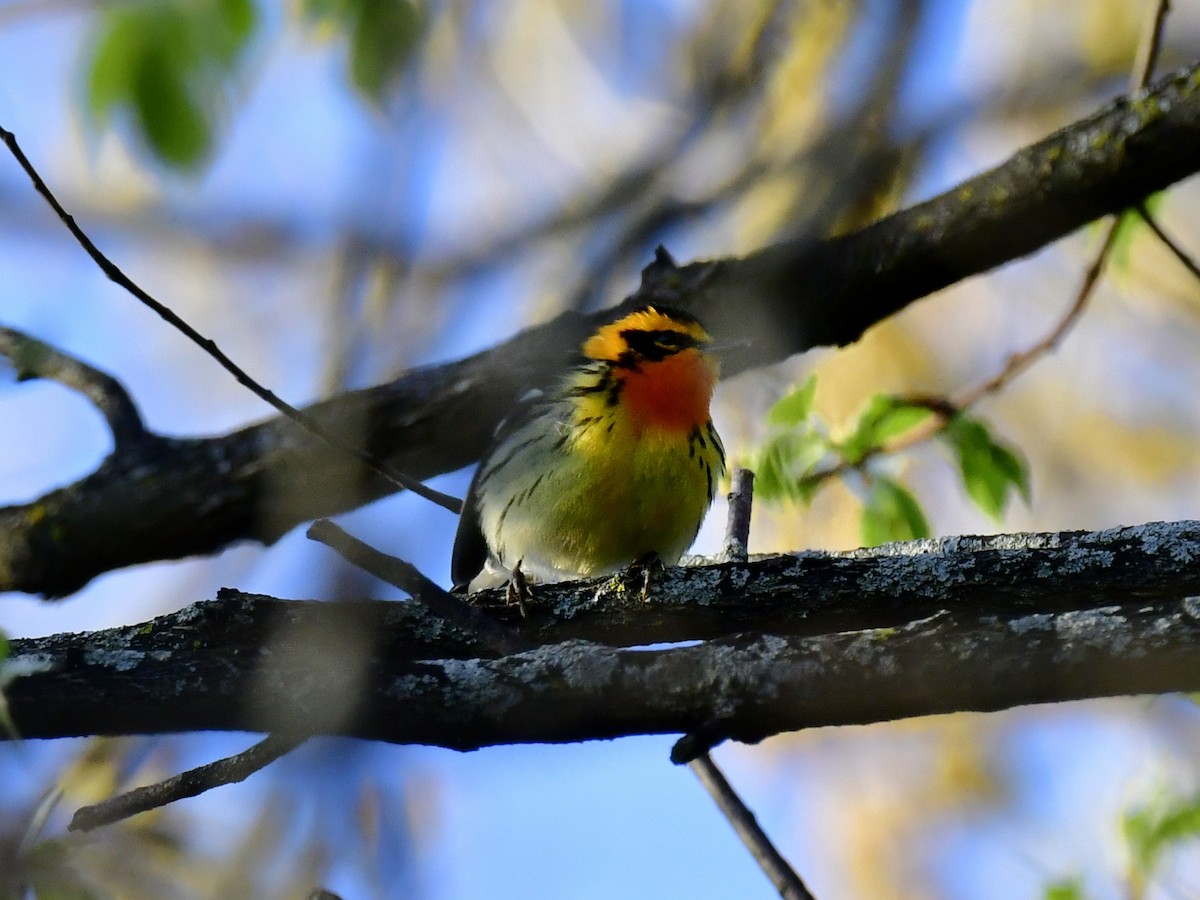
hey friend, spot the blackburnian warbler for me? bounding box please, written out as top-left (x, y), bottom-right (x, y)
top-left (452, 304), bottom-right (726, 592)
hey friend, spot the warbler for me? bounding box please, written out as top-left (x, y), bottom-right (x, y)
top-left (451, 304), bottom-right (726, 592)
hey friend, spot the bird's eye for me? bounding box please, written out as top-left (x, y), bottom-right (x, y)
top-left (618, 327), bottom-right (698, 361)
top-left (654, 331), bottom-right (694, 351)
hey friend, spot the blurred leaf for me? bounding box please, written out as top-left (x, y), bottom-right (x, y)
top-left (303, 0), bottom-right (423, 104)
top-left (84, 0), bottom-right (257, 169)
top-left (839, 394), bottom-right (934, 464)
top-left (767, 373), bottom-right (817, 426)
top-left (21, 837), bottom-right (106, 900)
top-left (1124, 793), bottom-right (1200, 881)
top-left (940, 415), bottom-right (1030, 521)
top-left (861, 476), bottom-right (930, 545)
top-left (87, 11), bottom-right (143, 118)
top-left (1043, 878), bottom-right (1085, 900)
top-left (1108, 208), bottom-right (1141, 271)
top-left (131, 41), bottom-right (211, 167)
top-left (351, 0), bottom-right (422, 101)
top-left (214, 0), bottom-right (256, 61)
top-left (301, 0), bottom-right (350, 19)
top-left (754, 429), bottom-right (828, 505)
top-left (1108, 193), bottom-right (1165, 271)
top-left (0, 628), bottom-right (15, 740)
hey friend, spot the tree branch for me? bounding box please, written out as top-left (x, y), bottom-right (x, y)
top-left (5, 60), bottom-right (1200, 596)
top-left (67, 733), bottom-right (303, 832)
top-left (6, 521), bottom-right (1200, 749)
top-left (0, 326), bottom-right (148, 448)
top-left (0, 127), bottom-right (463, 516)
top-left (691, 753), bottom-right (816, 900)
top-left (687, 467), bottom-right (818, 900)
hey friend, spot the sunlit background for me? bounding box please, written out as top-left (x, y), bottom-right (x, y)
top-left (3, 1), bottom-right (1200, 897)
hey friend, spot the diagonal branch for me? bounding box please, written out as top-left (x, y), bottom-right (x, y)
top-left (5, 60), bottom-right (1200, 597)
top-left (692, 753), bottom-right (816, 900)
top-left (0, 128), bottom-right (462, 516)
top-left (67, 733), bottom-right (302, 832)
top-left (1137, 201), bottom-right (1200, 284)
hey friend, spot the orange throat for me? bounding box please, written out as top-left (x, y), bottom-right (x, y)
top-left (619, 349), bottom-right (717, 433)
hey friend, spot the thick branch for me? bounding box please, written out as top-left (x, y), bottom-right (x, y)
top-left (5, 61), bottom-right (1200, 595)
top-left (6, 521), bottom-right (1200, 749)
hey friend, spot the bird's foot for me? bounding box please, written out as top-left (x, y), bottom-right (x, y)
top-left (505, 560), bottom-right (532, 618)
top-left (621, 552), bottom-right (665, 603)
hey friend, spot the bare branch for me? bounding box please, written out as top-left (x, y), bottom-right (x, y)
top-left (5, 521), bottom-right (1200, 749)
top-left (5, 60), bottom-right (1200, 596)
top-left (1133, 0), bottom-right (1172, 89)
top-left (68, 733), bottom-right (303, 832)
top-left (0, 125), bottom-right (462, 516)
top-left (1137, 202), bottom-right (1200, 284)
top-left (721, 468), bottom-right (756, 563)
top-left (691, 755), bottom-right (816, 900)
top-left (955, 218), bottom-right (1120, 407)
top-left (691, 467), bottom-right (817, 899)
top-left (0, 326), bottom-right (147, 448)
top-left (307, 519), bottom-right (532, 657)
top-left (957, 0), bottom-right (1172, 408)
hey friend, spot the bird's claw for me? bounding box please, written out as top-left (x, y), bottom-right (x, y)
top-left (622, 552), bottom-right (665, 603)
top-left (505, 560), bottom-right (532, 618)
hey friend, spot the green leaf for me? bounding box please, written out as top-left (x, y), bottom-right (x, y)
top-left (86, 10), bottom-right (144, 118)
top-left (349, 0), bottom-right (423, 102)
top-left (1108, 194), bottom-right (1165, 271)
top-left (840, 395), bottom-right (933, 464)
top-left (83, 0), bottom-right (258, 169)
top-left (767, 374), bottom-right (818, 426)
top-left (1124, 793), bottom-right (1200, 879)
top-left (214, 0), bottom-right (257, 60)
top-left (940, 415), bottom-right (1030, 521)
top-left (753, 429), bottom-right (828, 505)
top-left (303, 0), bottom-right (423, 103)
top-left (1109, 207), bottom-right (1142, 271)
top-left (301, 0), bottom-right (351, 21)
top-left (131, 41), bottom-right (211, 167)
top-left (1042, 879), bottom-right (1085, 900)
top-left (860, 476), bottom-right (931, 546)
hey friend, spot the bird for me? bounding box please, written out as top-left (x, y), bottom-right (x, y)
top-left (451, 303), bottom-right (726, 593)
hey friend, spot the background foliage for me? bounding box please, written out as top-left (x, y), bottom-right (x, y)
top-left (3, 1), bottom-right (1200, 897)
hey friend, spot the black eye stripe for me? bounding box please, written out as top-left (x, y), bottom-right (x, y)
top-left (619, 328), bottom-right (701, 359)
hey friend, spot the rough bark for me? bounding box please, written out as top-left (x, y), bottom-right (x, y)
top-left (4, 61), bottom-right (1200, 597)
top-left (7, 521), bottom-right (1200, 751)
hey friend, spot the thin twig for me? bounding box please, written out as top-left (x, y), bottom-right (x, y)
top-left (955, 0), bottom-right (1169, 406)
top-left (0, 326), bottom-right (147, 448)
top-left (69, 733), bottom-right (303, 832)
top-left (691, 754), bottom-right (817, 900)
top-left (1136, 202), bottom-right (1200, 285)
top-left (954, 217), bottom-right (1121, 408)
top-left (0, 126), bottom-right (462, 515)
top-left (306, 519), bottom-right (533, 656)
top-left (1133, 0), bottom-right (1171, 90)
top-left (67, 516), bottom-right (532, 832)
top-left (722, 468), bottom-right (756, 563)
top-left (795, 0), bottom-right (1175, 489)
top-left (690, 467), bottom-right (816, 899)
